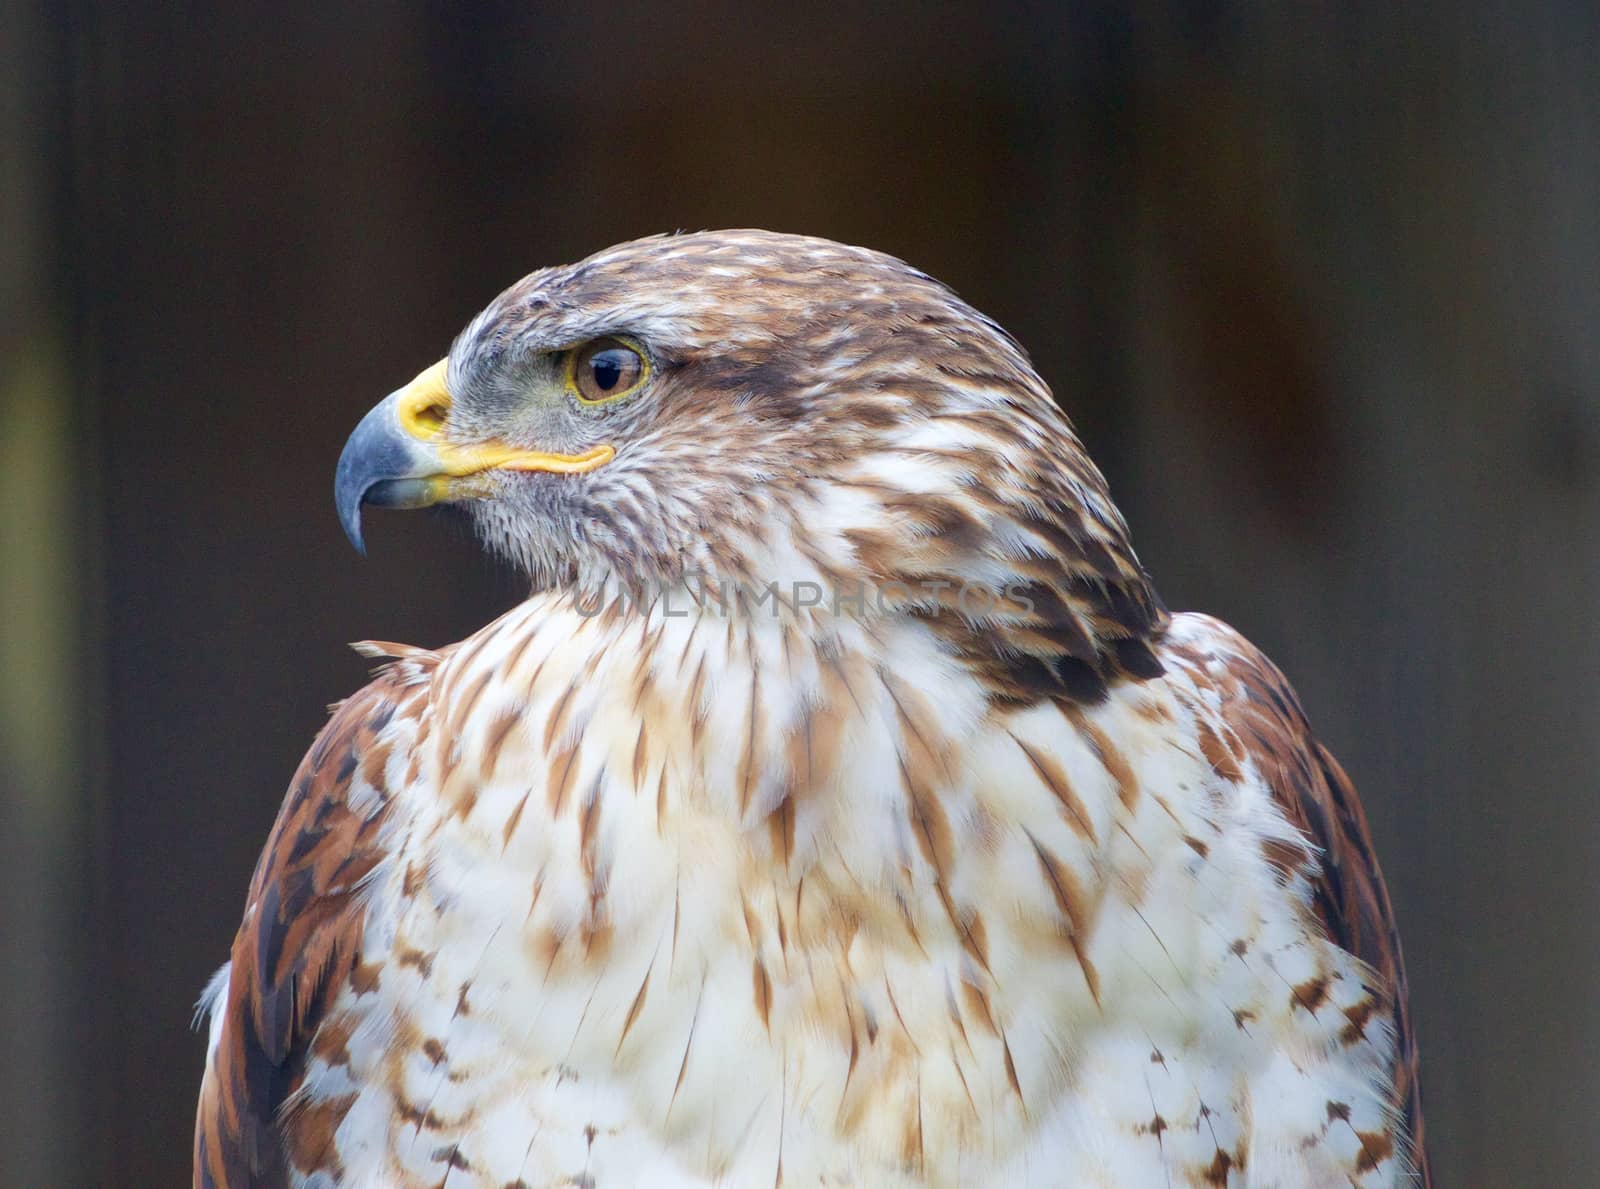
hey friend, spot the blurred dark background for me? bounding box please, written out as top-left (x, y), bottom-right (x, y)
top-left (2, 2), bottom-right (1596, 1185)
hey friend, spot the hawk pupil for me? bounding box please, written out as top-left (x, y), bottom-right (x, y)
top-left (591, 350), bottom-right (625, 390)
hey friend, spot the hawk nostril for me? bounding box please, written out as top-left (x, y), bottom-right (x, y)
top-left (393, 357), bottom-right (454, 441)
top-left (398, 390), bottom-right (450, 440)
top-left (412, 401), bottom-right (448, 435)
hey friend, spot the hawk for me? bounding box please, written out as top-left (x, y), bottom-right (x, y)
top-left (195, 230), bottom-right (1426, 1187)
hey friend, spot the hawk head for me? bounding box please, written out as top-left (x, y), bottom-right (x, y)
top-left (336, 230), bottom-right (1166, 701)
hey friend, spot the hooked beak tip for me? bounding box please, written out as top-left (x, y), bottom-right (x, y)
top-left (335, 389), bottom-right (421, 557)
top-left (334, 457), bottom-right (372, 556)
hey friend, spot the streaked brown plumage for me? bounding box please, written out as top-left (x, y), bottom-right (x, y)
top-left (196, 231), bottom-right (1426, 1187)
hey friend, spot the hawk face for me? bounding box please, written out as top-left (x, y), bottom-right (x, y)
top-left (336, 229), bottom-right (1166, 700)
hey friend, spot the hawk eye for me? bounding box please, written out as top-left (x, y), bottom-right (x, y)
top-left (570, 337), bottom-right (648, 404)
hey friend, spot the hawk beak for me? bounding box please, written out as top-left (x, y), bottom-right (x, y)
top-left (334, 359), bottom-right (615, 553)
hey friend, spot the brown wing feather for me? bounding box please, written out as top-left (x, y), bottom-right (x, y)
top-left (194, 665), bottom-right (421, 1188)
top-left (1166, 612), bottom-right (1429, 1186)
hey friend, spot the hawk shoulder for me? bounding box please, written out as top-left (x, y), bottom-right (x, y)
top-left (1163, 612), bottom-right (1428, 1186)
top-left (194, 646), bottom-right (436, 1189)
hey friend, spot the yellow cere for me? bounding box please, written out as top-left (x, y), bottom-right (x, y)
top-left (396, 358), bottom-right (452, 441)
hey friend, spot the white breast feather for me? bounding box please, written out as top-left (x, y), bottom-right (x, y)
top-left (281, 597), bottom-right (1404, 1188)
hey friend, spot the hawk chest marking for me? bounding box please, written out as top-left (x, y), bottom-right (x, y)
top-left (277, 603), bottom-right (1402, 1187)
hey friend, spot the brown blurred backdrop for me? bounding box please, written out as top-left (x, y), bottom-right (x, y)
top-left (3, 2), bottom-right (1597, 1185)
